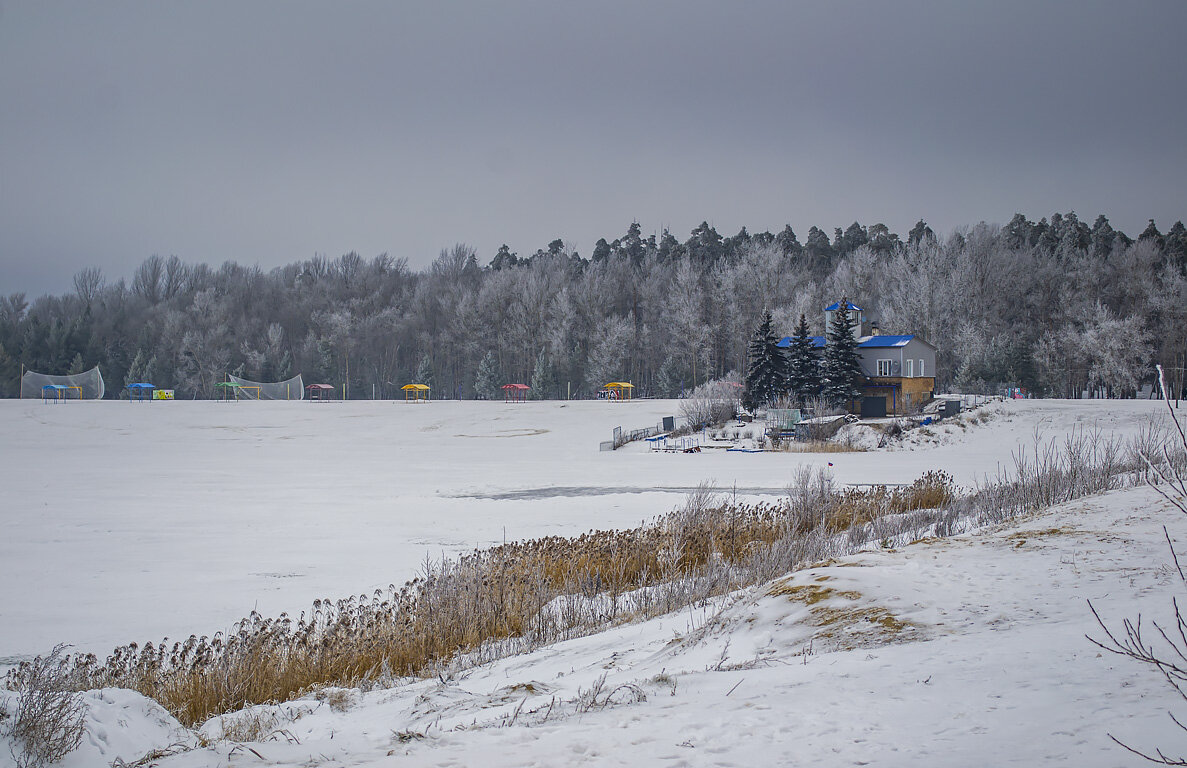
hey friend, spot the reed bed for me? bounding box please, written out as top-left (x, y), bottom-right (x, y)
top-left (8, 420), bottom-right (1183, 728)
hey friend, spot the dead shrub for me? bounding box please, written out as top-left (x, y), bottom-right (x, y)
top-left (3, 644), bottom-right (86, 768)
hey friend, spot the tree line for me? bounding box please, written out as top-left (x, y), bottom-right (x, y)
top-left (0, 212), bottom-right (1183, 400)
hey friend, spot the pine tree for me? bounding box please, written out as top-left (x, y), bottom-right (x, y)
top-left (1165, 221), bottom-right (1187, 270)
top-left (804, 226), bottom-right (834, 263)
top-left (742, 311), bottom-right (788, 411)
top-left (907, 219), bottom-right (935, 247)
top-left (775, 224), bottom-right (802, 257)
top-left (530, 349), bottom-right (556, 400)
top-left (123, 348), bottom-right (147, 398)
top-left (490, 244), bottom-right (518, 270)
top-left (276, 349), bottom-right (292, 380)
top-left (820, 298), bottom-right (864, 409)
top-left (1091, 214), bottom-right (1116, 259)
top-left (785, 313), bottom-right (821, 404)
top-left (415, 353), bottom-right (434, 394)
top-left (474, 351), bottom-right (501, 400)
top-left (1140, 219), bottom-right (1165, 249)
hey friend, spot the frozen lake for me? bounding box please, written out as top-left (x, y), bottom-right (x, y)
top-left (0, 396), bottom-right (1169, 661)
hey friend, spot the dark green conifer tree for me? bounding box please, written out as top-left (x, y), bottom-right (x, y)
top-left (1140, 219), bottom-right (1165, 249)
top-left (804, 226), bottom-right (834, 263)
top-left (820, 298), bottom-right (864, 409)
top-left (775, 225), bottom-right (802, 257)
top-left (907, 219), bottom-right (935, 247)
top-left (742, 311), bottom-right (788, 411)
top-left (1165, 221), bottom-right (1187, 270)
top-left (785, 313), bottom-right (821, 404)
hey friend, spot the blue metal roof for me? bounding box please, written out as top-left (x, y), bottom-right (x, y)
top-left (824, 301), bottom-right (862, 312)
top-left (126, 383), bottom-right (155, 389)
top-left (858, 335), bottom-right (914, 348)
top-left (776, 335), bottom-right (825, 348)
top-left (777, 334), bottom-right (915, 348)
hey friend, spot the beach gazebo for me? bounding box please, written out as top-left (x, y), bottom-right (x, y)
top-left (401, 383), bottom-right (430, 403)
top-left (126, 382), bottom-right (155, 402)
top-left (602, 382), bottom-right (634, 401)
top-left (501, 383), bottom-right (530, 403)
top-left (305, 383), bottom-right (336, 402)
top-left (41, 384), bottom-right (80, 403)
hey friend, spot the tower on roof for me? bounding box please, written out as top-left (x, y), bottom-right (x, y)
top-left (824, 299), bottom-right (867, 342)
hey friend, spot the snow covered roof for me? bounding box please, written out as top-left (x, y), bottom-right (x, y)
top-left (857, 335), bottom-right (914, 348)
top-left (776, 334), bottom-right (921, 349)
top-left (824, 301), bottom-right (862, 312)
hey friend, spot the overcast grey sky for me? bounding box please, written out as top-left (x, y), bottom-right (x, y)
top-left (2, 1), bottom-right (1184, 297)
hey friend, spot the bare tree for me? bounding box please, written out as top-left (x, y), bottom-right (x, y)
top-left (1089, 366), bottom-right (1187, 764)
top-left (132, 254), bottom-right (165, 305)
top-left (71, 267), bottom-right (104, 307)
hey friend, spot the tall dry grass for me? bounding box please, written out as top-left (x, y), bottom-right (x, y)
top-left (9, 419), bottom-right (1184, 729)
top-left (15, 472), bottom-right (950, 727)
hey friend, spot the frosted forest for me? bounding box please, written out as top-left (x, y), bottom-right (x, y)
top-left (2, 212), bottom-right (1184, 401)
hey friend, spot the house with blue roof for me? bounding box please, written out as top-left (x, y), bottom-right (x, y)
top-left (778, 300), bottom-right (937, 416)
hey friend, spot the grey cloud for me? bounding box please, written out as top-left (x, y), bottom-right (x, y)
top-left (1, 1), bottom-right (1184, 296)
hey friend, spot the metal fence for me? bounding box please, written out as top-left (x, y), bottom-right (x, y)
top-left (610, 417), bottom-right (682, 449)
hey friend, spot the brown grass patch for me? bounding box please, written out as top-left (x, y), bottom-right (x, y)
top-left (767, 582), bottom-right (862, 605)
top-left (778, 440), bottom-right (867, 453)
top-left (771, 581), bottom-right (917, 649)
top-left (17, 471), bottom-right (956, 727)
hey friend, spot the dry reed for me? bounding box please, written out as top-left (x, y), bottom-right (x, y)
top-left (9, 421), bottom-right (1183, 729)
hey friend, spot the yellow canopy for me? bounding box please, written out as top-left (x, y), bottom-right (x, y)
top-left (603, 382), bottom-right (634, 400)
top-left (401, 383), bottom-right (430, 402)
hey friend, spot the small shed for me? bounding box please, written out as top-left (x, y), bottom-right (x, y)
top-left (126, 382), bottom-right (155, 402)
top-left (401, 383), bottom-right (430, 403)
top-left (501, 383), bottom-right (530, 403)
top-left (602, 382), bottom-right (634, 401)
top-left (767, 408), bottom-right (802, 434)
top-left (305, 383), bottom-right (336, 402)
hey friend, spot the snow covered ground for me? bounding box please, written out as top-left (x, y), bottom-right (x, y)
top-left (0, 397), bottom-right (1169, 661)
top-left (6, 483), bottom-right (1185, 767)
top-left (2, 396), bottom-right (1184, 766)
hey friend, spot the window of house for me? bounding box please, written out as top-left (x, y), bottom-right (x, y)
top-left (905, 358), bottom-right (914, 377)
top-left (877, 359), bottom-right (893, 377)
top-left (919, 359), bottom-right (925, 377)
